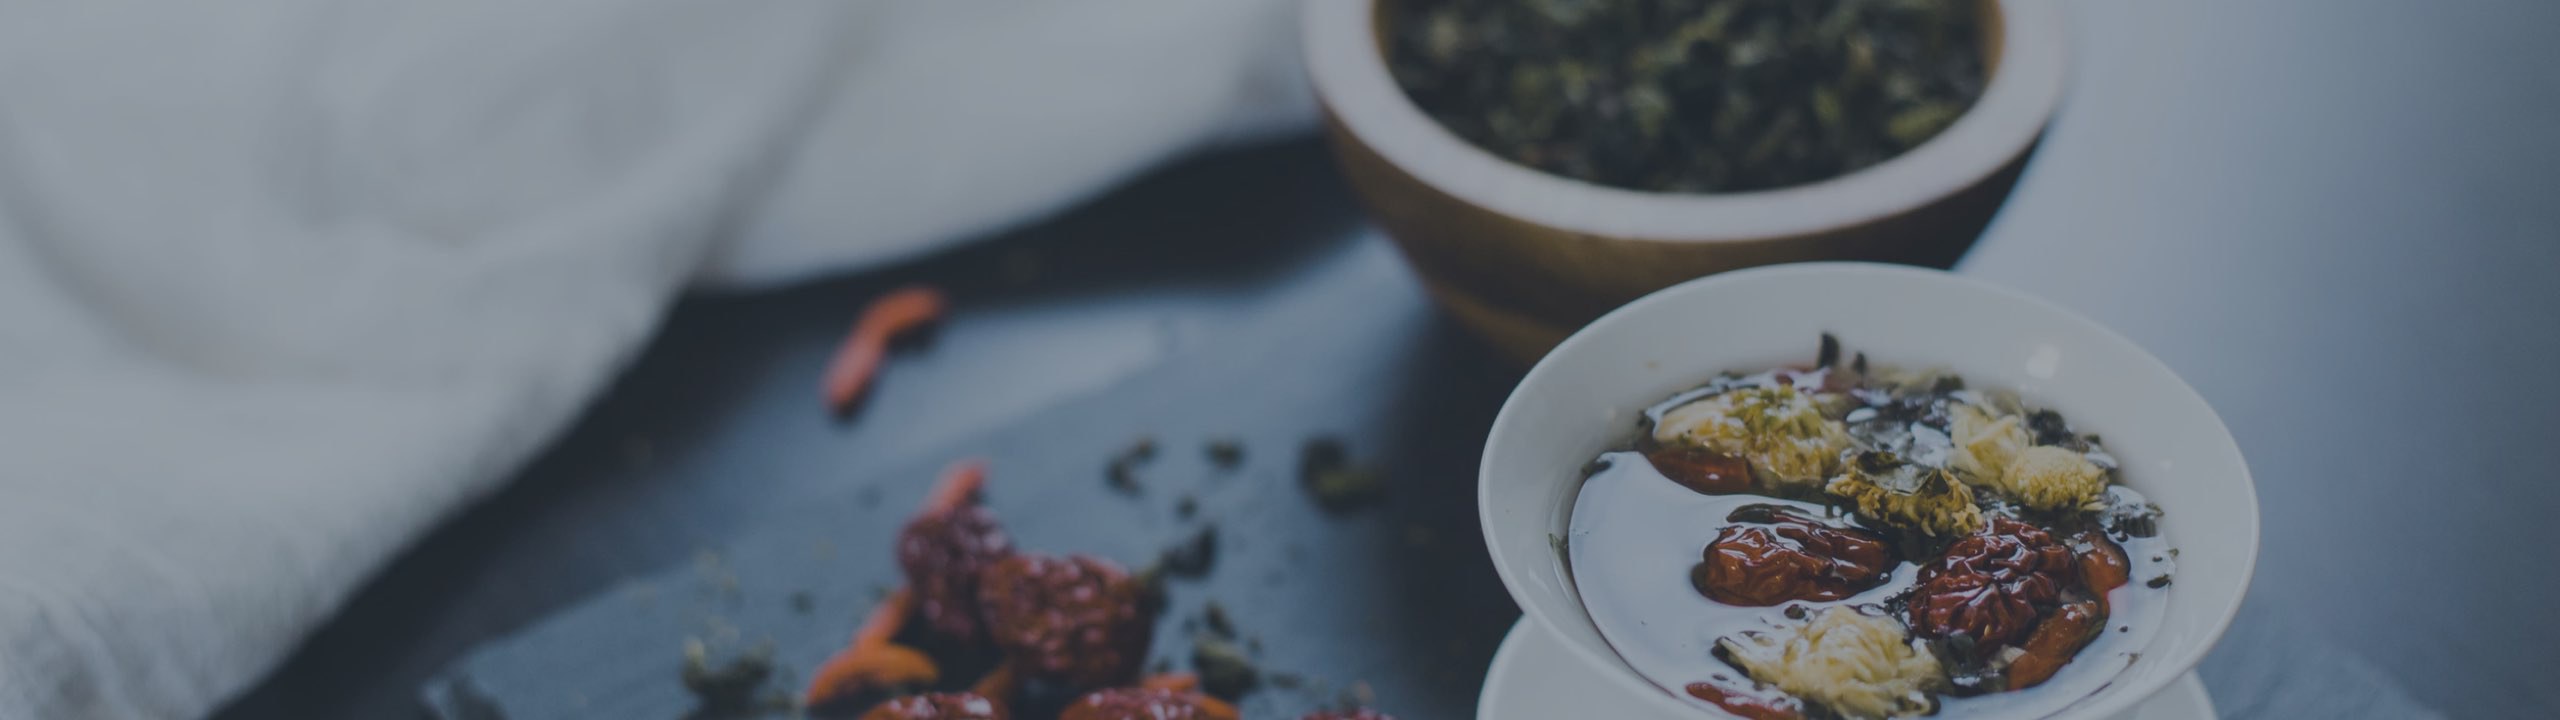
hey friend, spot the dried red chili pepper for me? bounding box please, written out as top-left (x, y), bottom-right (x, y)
top-left (976, 553), bottom-right (1154, 688)
top-left (1692, 505), bottom-right (1892, 606)
top-left (1907, 517), bottom-right (2079, 650)
top-left (1646, 445), bottom-right (1755, 495)
top-left (2005, 601), bottom-right (2106, 689)
top-left (824, 285), bottom-right (947, 414)
top-left (2071, 529), bottom-right (2131, 597)
top-left (804, 588), bottom-right (941, 707)
top-left (809, 463), bottom-right (999, 707)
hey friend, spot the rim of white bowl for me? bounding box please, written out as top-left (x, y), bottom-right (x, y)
top-left (1303, 0), bottom-right (2071, 242)
top-left (1477, 262), bottom-right (2260, 719)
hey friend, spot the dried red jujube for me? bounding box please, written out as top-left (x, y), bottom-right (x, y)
top-left (1059, 688), bottom-right (1234, 720)
top-left (1906, 517), bottom-right (2079, 650)
top-left (975, 554), bottom-right (1153, 689)
top-left (1647, 445), bottom-right (1755, 495)
top-left (1692, 505), bottom-right (1893, 606)
top-left (897, 505), bottom-right (1014, 644)
top-left (860, 692), bottom-right (1007, 720)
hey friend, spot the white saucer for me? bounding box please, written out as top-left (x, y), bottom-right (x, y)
top-left (1478, 618), bottom-right (2217, 719)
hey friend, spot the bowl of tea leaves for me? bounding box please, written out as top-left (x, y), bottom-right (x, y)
top-left (1304, 0), bottom-right (2069, 362)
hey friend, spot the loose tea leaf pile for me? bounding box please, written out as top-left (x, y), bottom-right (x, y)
top-left (1388, 0), bottom-right (1988, 193)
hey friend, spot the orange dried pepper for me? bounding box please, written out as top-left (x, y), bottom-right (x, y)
top-left (2006, 601), bottom-right (2106, 689)
top-left (1192, 695), bottom-right (1240, 720)
top-left (806, 460), bottom-right (998, 708)
top-left (1139, 674), bottom-right (1237, 719)
top-left (824, 285), bottom-right (947, 414)
top-left (852, 662), bottom-right (1018, 720)
top-left (1137, 673), bottom-right (1199, 692)
top-left (804, 588), bottom-right (940, 707)
top-left (922, 459), bottom-right (988, 518)
top-left (969, 662), bottom-right (1018, 706)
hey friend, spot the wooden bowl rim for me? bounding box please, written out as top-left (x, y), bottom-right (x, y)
top-left (1303, 0), bottom-right (2070, 243)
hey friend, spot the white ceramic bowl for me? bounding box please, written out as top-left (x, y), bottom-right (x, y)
top-left (1477, 263), bottom-right (2259, 719)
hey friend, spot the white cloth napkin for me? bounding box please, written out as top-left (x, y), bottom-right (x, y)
top-left (0, 1), bottom-right (1308, 718)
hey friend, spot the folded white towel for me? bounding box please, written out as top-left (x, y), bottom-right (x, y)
top-left (0, 1), bottom-right (1308, 717)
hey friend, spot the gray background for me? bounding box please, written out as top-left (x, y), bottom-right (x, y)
top-left (1972, 2), bottom-right (2560, 716)
top-left (216, 1), bottom-right (2557, 717)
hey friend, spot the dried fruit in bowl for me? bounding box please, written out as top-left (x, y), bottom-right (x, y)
top-left (1906, 518), bottom-right (2079, 650)
top-left (1692, 505), bottom-right (1892, 606)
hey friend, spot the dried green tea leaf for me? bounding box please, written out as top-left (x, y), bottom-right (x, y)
top-left (1388, 0), bottom-right (1987, 193)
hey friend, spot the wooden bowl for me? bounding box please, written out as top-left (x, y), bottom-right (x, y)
top-left (1303, 0), bottom-right (2070, 363)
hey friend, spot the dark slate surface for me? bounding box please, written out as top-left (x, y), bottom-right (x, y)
top-left (215, 139), bottom-right (2457, 720)
top-left (422, 233), bottom-right (1522, 719)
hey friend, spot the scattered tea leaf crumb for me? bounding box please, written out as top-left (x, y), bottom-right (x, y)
top-left (1107, 436), bottom-right (1159, 495)
top-left (1203, 601), bottom-right (1237, 640)
top-left (1299, 437), bottom-right (1384, 511)
top-left (788, 592), bottom-right (814, 615)
top-left (1206, 438), bottom-right (1246, 468)
top-left (1106, 465), bottom-right (1142, 495)
top-left (1160, 525), bottom-right (1219, 578)
top-left (1134, 565), bottom-right (1170, 614)
top-left (680, 638), bottom-right (773, 713)
top-left (1175, 494), bottom-right (1200, 519)
top-left (1192, 635), bottom-right (1259, 700)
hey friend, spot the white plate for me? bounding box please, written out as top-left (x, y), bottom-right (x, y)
top-left (1478, 618), bottom-right (2217, 720)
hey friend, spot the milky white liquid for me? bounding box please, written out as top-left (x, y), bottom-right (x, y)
top-left (1567, 451), bottom-right (2174, 719)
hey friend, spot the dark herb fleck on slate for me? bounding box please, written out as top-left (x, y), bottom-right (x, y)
top-left (1300, 437), bottom-right (1384, 511)
top-left (1193, 635), bottom-right (1259, 700)
top-left (1206, 438), bottom-right (1246, 468)
top-left (1160, 525), bottom-right (1219, 578)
